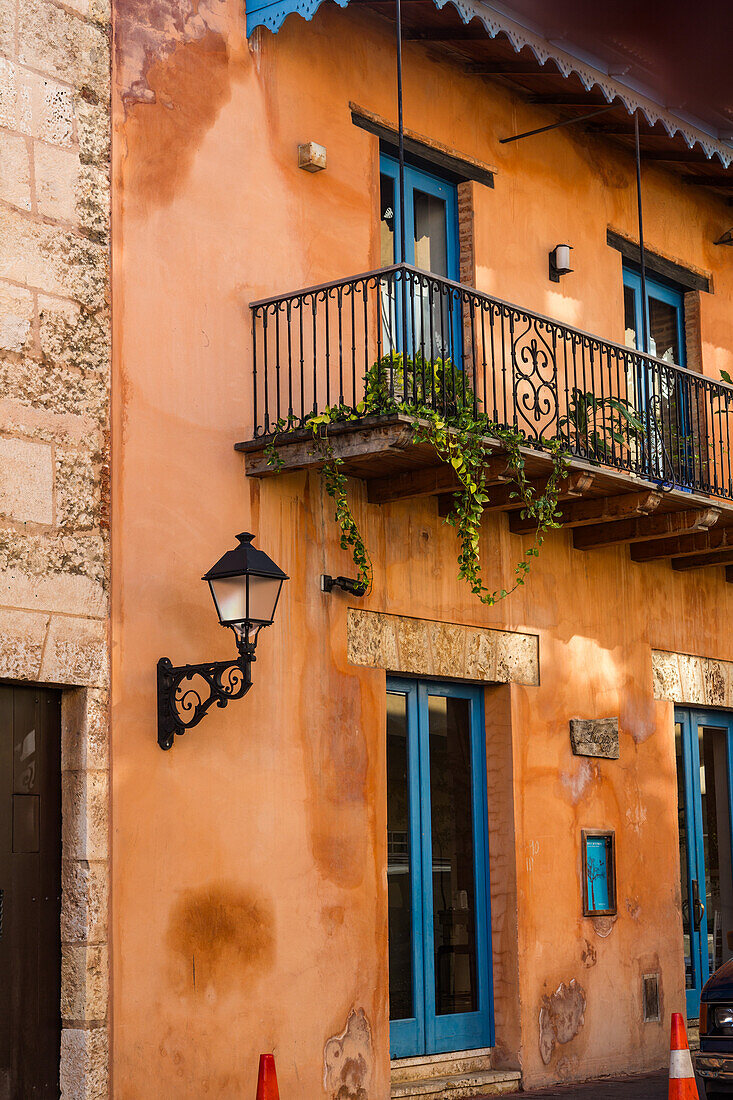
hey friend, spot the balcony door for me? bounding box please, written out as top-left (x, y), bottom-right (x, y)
top-left (379, 154), bottom-right (460, 367)
top-left (623, 268), bottom-right (696, 485)
top-left (675, 708), bottom-right (733, 1018)
top-left (387, 678), bottom-right (493, 1058)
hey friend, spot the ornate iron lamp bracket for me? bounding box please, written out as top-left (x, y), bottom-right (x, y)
top-left (157, 637), bottom-right (255, 750)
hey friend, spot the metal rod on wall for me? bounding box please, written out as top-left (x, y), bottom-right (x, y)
top-left (395, 0), bottom-right (406, 266)
top-left (499, 103), bottom-right (616, 144)
top-left (634, 110), bottom-right (650, 354)
top-left (395, 0), bottom-right (408, 360)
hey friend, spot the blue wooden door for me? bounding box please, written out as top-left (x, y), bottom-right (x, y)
top-left (379, 155), bottom-right (461, 368)
top-left (622, 267), bottom-right (694, 485)
top-left (675, 708), bottom-right (733, 1017)
top-left (387, 678), bottom-right (494, 1057)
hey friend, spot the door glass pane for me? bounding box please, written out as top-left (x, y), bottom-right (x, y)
top-left (413, 190), bottom-right (447, 277)
top-left (675, 722), bottom-right (694, 990)
top-left (699, 725), bottom-right (733, 975)
top-left (380, 174), bottom-right (395, 266)
top-left (624, 284), bottom-right (638, 350)
top-left (649, 296), bottom-right (680, 364)
top-left (428, 695), bottom-right (478, 1016)
top-left (387, 692), bottom-right (413, 1021)
top-left (380, 174), bottom-right (398, 352)
top-left (413, 189), bottom-right (450, 360)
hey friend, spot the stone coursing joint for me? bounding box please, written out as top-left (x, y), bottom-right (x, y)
top-left (347, 609), bottom-right (539, 684)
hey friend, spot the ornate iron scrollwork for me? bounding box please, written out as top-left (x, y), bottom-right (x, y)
top-left (157, 642), bottom-right (254, 750)
top-left (510, 312), bottom-right (558, 439)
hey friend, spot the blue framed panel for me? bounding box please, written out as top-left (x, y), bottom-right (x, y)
top-left (387, 677), bottom-right (494, 1057)
top-left (380, 154), bottom-right (461, 367)
top-left (675, 708), bottom-right (733, 1018)
top-left (581, 831), bottom-right (616, 916)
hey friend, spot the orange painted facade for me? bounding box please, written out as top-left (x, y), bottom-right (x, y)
top-left (110, 1), bottom-right (733, 1095)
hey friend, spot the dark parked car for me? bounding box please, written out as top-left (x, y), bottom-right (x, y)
top-left (698, 962), bottom-right (733, 1097)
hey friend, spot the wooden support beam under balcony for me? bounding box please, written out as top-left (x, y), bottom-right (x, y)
top-left (630, 524), bottom-right (733, 562)
top-left (573, 507), bottom-right (721, 551)
top-left (367, 454), bottom-right (517, 505)
top-left (436, 471), bottom-right (595, 518)
top-left (672, 550), bottom-right (733, 571)
top-left (508, 490), bottom-right (662, 534)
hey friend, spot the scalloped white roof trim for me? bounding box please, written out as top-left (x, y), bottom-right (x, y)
top-left (248, 0), bottom-right (733, 168)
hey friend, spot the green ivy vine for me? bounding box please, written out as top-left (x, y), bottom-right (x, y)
top-left (265, 352), bottom-right (571, 604)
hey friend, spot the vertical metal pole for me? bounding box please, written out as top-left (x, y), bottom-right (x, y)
top-left (395, 0), bottom-right (408, 362)
top-left (634, 111), bottom-right (649, 355)
top-left (395, 0), bottom-right (406, 267)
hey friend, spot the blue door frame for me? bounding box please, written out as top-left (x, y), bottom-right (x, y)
top-left (676, 708), bottom-right (733, 1017)
top-left (380, 154), bottom-right (461, 366)
top-left (388, 678), bottom-right (494, 1057)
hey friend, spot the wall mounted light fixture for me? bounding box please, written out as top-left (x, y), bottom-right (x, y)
top-left (157, 533), bottom-right (288, 750)
top-left (321, 574), bottom-right (367, 597)
top-left (549, 243), bottom-right (574, 282)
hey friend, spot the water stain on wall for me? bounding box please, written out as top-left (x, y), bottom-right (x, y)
top-left (538, 980), bottom-right (587, 1066)
top-left (323, 1008), bottom-right (373, 1100)
top-left (166, 883), bottom-right (275, 997)
top-left (115, 0), bottom-right (236, 205)
top-left (301, 660), bottom-right (370, 889)
top-left (116, 0), bottom-right (229, 106)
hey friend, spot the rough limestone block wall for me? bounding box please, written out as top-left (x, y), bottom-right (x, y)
top-left (0, 0), bottom-right (111, 1093)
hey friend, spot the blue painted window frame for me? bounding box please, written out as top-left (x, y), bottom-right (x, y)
top-left (675, 707), bottom-right (733, 1018)
top-left (380, 154), bottom-right (462, 368)
top-left (387, 677), bottom-right (494, 1057)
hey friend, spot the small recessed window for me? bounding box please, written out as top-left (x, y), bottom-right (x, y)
top-left (643, 974), bottom-right (661, 1022)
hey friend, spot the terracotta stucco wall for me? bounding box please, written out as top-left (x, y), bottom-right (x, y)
top-left (111, 2), bottom-right (733, 1095)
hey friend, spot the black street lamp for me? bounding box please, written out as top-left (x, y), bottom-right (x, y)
top-left (157, 533), bottom-right (288, 750)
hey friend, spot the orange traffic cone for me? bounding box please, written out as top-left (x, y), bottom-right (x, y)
top-left (256, 1054), bottom-right (280, 1100)
top-left (668, 1013), bottom-right (698, 1099)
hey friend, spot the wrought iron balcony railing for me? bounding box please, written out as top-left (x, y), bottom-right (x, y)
top-left (250, 263), bottom-right (733, 501)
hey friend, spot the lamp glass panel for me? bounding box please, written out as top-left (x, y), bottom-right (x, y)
top-left (554, 245), bottom-right (572, 273)
top-left (246, 574), bottom-right (283, 625)
top-left (209, 576), bottom-right (247, 625)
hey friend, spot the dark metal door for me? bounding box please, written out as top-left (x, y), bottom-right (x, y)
top-left (0, 686), bottom-right (62, 1098)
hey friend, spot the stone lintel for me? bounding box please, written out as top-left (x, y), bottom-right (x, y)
top-left (347, 609), bottom-right (539, 685)
top-left (652, 649), bottom-right (733, 708)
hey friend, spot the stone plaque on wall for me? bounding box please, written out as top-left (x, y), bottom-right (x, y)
top-left (569, 718), bottom-right (619, 759)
